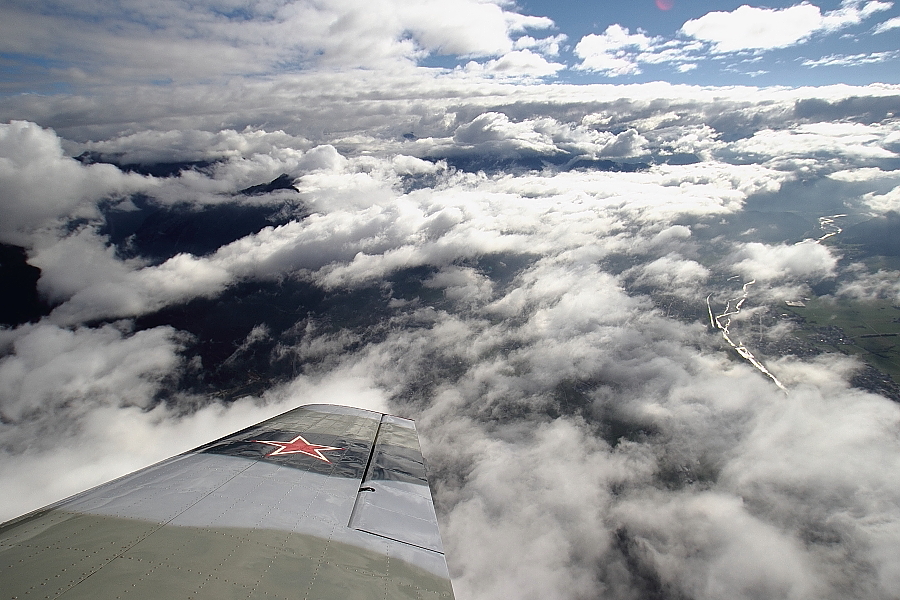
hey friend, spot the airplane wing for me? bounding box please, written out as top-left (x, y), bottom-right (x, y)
top-left (0, 404), bottom-right (456, 599)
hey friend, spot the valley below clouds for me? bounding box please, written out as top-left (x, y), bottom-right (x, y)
top-left (3, 80), bottom-right (900, 599)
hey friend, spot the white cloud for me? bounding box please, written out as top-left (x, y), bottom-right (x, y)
top-left (424, 266), bottom-right (494, 306)
top-left (452, 111), bottom-right (536, 145)
top-left (828, 166), bottom-right (896, 182)
top-left (837, 268), bottom-right (900, 301)
top-left (513, 34), bottom-right (567, 57)
top-left (630, 254), bottom-right (711, 298)
top-left (391, 154), bottom-right (444, 175)
top-left (729, 240), bottom-right (838, 282)
top-left (398, 0), bottom-right (553, 58)
top-left (451, 112), bottom-right (562, 154)
top-left (0, 0), bottom-right (556, 85)
top-left (822, 165), bottom-right (900, 210)
top-left (599, 128), bottom-right (649, 158)
top-left (33, 227), bottom-right (232, 324)
top-left (0, 323), bottom-right (184, 423)
top-left (79, 127), bottom-right (312, 165)
top-left (0, 121), bottom-right (150, 245)
top-left (874, 14), bottom-right (900, 32)
top-left (574, 25), bottom-right (657, 76)
top-left (25, 135), bottom-right (791, 326)
top-left (0, 358), bottom-right (390, 521)
top-left (30, 227), bottom-right (141, 304)
top-left (444, 112), bottom-right (652, 159)
top-left (441, 417), bottom-right (652, 599)
top-left (681, 4), bottom-right (824, 52)
top-left (824, 0), bottom-right (895, 26)
top-left (3, 67), bottom-right (897, 146)
top-left (680, 0), bottom-right (892, 53)
top-left (614, 491), bottom-right (819, 599)
top-left (862, 185), bottom-right (900, 212)
top-left (731, 122), bottom-right (900, 164)
top-left (381, 258), bottom-right (900, 599)
top-left (468, 49), bottom-right (565, 77)
top-left (720, 375), bottom-right (900, 598)
top-left (802, 50), bottom-right (900, 67)
top-left (570, 1), bottom-right (894, 75)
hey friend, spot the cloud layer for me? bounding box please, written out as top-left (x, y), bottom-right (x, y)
top-left (2, 0), bottom-right (898, 95)
top-left (681, 0), bottom-right (892, 53)
top-left (2, 43), bottom-right (900, 600)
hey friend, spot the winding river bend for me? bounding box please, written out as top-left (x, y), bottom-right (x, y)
top-left (707, 281), bottom-right (787, 391)
top-left (817, 214), bottom-right (847, 242)
top-left (705, 214), bottom-right (849, 390)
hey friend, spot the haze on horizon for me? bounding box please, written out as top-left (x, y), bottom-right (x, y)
top-left (2, 1), bottom-right (900, 599)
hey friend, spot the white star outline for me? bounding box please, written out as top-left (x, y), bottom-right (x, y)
top-left (251, 433), bottom-right (343, 463)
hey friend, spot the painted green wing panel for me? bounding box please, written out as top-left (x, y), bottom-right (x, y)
top-left (0, 404), bottom-right (455, 600)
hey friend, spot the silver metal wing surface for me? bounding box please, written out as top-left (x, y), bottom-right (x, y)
top-left (0, 404), bottom-right (455, 600)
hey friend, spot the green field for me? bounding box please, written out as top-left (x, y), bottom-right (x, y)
top-left (784, 298), bottom-right (900, 383)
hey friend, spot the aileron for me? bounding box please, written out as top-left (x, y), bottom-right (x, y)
top-left (0, 404), bottom-right (455, 599)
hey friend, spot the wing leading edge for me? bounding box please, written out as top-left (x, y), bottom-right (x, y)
top-left (0, 404), bottom-right (455, 600)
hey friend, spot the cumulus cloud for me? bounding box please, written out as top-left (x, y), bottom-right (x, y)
top-left (874, 14), bottom-right (900, 32)
top-left (48, 249), bottom-right (233, 325)
top-left (630, 254), bottom-right (711, 298)
top-left (730, 122), bottom-right (900, 165)
top-left (2, 67), bottom-right (896, 145)
top-left (30, 227), bottom-right (142, 304)
top-left (424, 266), bottom-right (494, 306)
top-left (0, 351), bottom-right (391, 520)
top-left (78, 127), bottom-right (313, 166)
top-left (720, 375), bottom-right (900, 598)
top-left (862, 185), bottom-right (900, 212)
top-left (397, 0), bottom-right (553, 58)
top-left (21, 223), bottom-right (233, 324)
top-left (513, 34), bottom-right (567, 57)
top-left (439, 417), bottom-right (651, 599)
top-left (452, 111), bottom-right (560, 151)
top-left (0, 121), bottom-right (150, 245)
top-left (836, 268), bottom-right (900, 301)
top-left (402, 269), bottom-right (900, 599)
top-left (574, 24), bottom-right (658, 76)
top-left (572, 1), bottom-right (895, 77)
top-left (0, 323), bottom-right (184, 424)
top-left (465, 49), bottom-right (565, 78)
top-left (441, 112), bottom-right (650, 160)
top-left (680, 0), bottom-right (892, 53)
top-left (614, 491), bottom-right (820, 598)
top-left (0, 0), bottom-right (556, 85)
top-left (729, 240), bottom-right (838, 282)
top-left (828, 166), bottom-right (897, 182)
top-left (391, 154), bottom-right (444, 175)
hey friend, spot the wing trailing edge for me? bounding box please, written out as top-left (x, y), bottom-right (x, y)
top-left (0, 404), bottom-right (455, 600)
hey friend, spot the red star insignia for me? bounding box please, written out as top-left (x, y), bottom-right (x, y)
top-left (251, 434), bottom-right (343, 463)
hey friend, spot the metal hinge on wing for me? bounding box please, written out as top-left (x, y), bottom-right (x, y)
top-left (347, 414), bottom-right (445, 554)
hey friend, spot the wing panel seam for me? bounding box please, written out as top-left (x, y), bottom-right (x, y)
top-left (354, 528), bottom-right (446, 555)
top-left (347, 415), bottom-right (384, 528)
top-left (55, 457), bottom-right (260, 599)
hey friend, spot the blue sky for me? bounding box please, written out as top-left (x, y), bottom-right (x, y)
top-left (1, 0), bottom-right (899, 96)
top-left (443, 0), bottom-right (900, 85)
